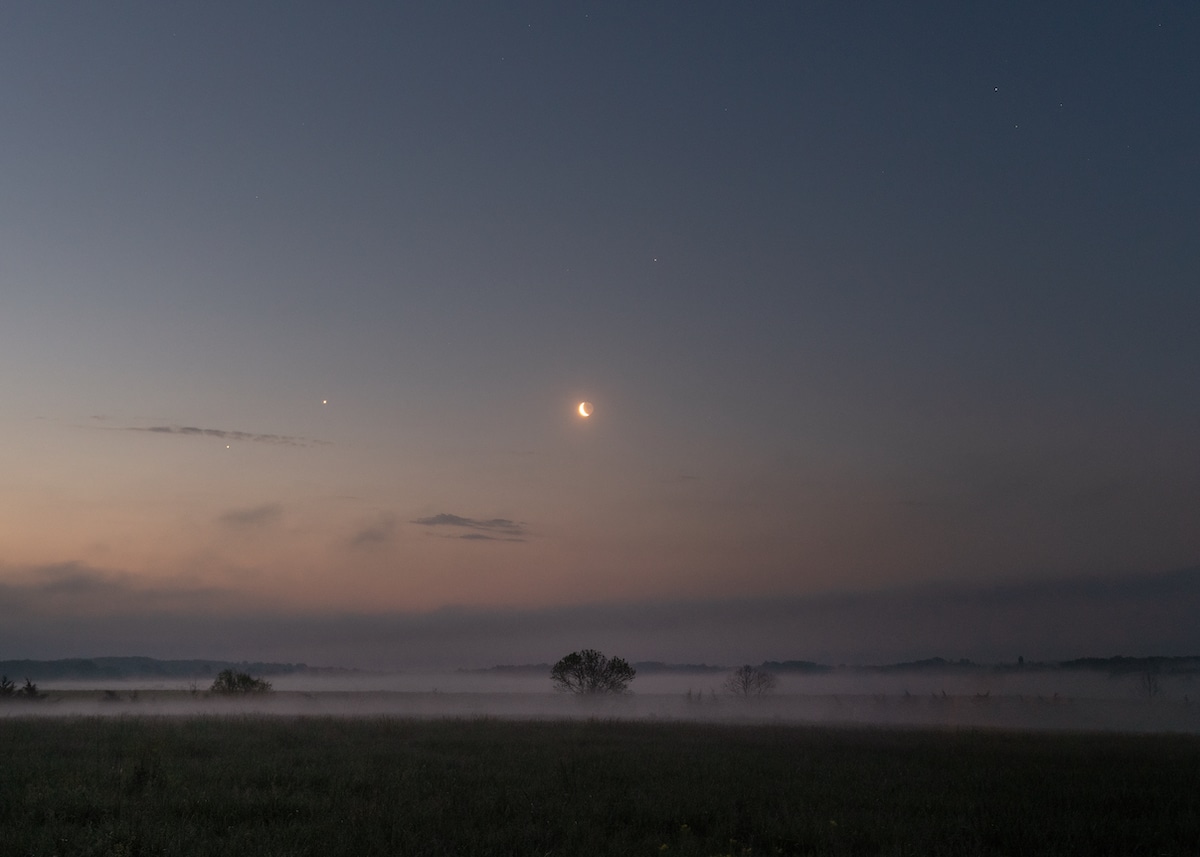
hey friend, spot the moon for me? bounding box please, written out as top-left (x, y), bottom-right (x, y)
top-left (578, 401), bottom-right (593, 418)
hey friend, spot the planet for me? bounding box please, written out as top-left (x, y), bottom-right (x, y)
top-left (578, 401), bottom-right (593, 418)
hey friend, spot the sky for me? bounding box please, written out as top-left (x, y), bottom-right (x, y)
top-left (2, 2), bottom-right (1198, 670)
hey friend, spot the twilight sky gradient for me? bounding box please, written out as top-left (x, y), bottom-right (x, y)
top-left (2, 3), bottom-right (1198, 669)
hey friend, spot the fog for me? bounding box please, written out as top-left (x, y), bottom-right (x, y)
top-left (34, 664), bottom-right (1199, 699)
top-left (11, 668), bottom-right (1197, 734)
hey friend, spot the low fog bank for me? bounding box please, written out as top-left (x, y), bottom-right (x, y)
top-left (13, 666), bottom-right (1197, 734)
top-left (34, 662), bottom-right (1200, 700)
top-left (5, 687), bottom-right (1198, 735)
top-left (260, 665), bottom-right (1200, 702)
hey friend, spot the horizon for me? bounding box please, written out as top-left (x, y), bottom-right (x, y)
top-left (4, 563), bottom-right (1199, 670)
top-left (9, 650), bottom-right (1200, 677)
top-left (3, 4), bottom-right (1198, 669)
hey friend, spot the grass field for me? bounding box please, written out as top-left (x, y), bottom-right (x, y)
top-left (2, 715), bottom-right (1198, 856)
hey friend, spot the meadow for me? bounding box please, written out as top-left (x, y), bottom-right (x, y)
top-left (2, 714), bottom-right (1199, 856)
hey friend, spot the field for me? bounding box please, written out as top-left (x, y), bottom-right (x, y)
top-left (2, 714), bottom-right (1199, 856)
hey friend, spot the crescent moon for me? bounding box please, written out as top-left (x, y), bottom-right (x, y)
top-left (578, 401), bottom-right (593, 417)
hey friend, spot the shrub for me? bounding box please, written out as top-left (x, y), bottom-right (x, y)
top-left (209, 669), bottom-right (272, 694)
top-left (550, 649), bottom-right (636, 694)
top-left (11, 678), bottom-right (45, 700)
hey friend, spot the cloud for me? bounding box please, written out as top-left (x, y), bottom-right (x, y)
top-left (411, 513), bottom-right (527, 539)
top-left (456, 533), bottom-right (525, 543)
top-left (128, 425), bottom-right (328, 447)
top-left (349, 514), bottom-right (397, 547)
top-left (1, 563), bottom-right (1198, 669)
top-left (17, 562), bottom-right (120, 597)
top-left (218, 503), bottom-right (283, 528)
top-left (0, 562), bottom-right (240, 620)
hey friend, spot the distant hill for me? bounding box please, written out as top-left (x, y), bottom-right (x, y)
top-left (855, 656), bottom-right (1200, 675)
top-left (1055, 656), bottom-right (1200, 675)
top-left (462, 661), bottom-right (725, 675)
top-left (0, 657), bottom-right (321, 682)
top-left (469, 656), bottom-right (1200, 677)
top-left (871, 657), bottom-right (979, 673)
top-left (7, 654), bottom-right (1200, 682)
top-left (761, 660), bottom-right (833, 673)
top-left (633, 661), bottom-right (725, 674)
top-left (457, 663), bottom-right (551, 675)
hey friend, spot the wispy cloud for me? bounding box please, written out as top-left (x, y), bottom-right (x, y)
top-left (349, 514), bottom-right (397, 547)
top-left (218, 503), bottom-right (283, 528)
top-left (127, 425), bottom-right (328, 447)
top-left (411, 513), bottom-right (527, 541)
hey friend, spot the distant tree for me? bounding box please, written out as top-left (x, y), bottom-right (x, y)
top-left (1139, 663), bottom-right (1162, 699)
top-left (210, 669), bottom-right (272, 694)
top-left (550, 649), bottom-right (636, 694)
top-left (0, 675), bottom-right (14, 697)
top-left (724, 665), bottom-right (778, 697)
top-left (18, 678), bottom-right (44, 699)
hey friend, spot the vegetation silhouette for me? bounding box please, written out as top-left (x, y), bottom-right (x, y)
top-left (209, 669), bottom-right (272, 694)
top-left (724, 664), bottom-right (778, 696)
top-left (550, 649), bottom-right (636, 694)
top-left (0, 676), bottom-right (44, 701)
top-left (1141, 663), bottom-right (1163, 699)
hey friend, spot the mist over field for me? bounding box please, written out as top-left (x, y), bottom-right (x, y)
top-left (8, 663), bottom-right (1194, 735)
top-left (54, 664), bottom-right (1182, 701)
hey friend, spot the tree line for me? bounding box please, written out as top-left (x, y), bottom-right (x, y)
top-left (0, 670), bottom-right (272, 701)
top-left (551, 650), bottom-right (778, 696)
top-left (0, 676), bottom-right (44, 699)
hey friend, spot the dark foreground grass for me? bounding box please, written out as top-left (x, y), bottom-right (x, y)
top-left (1, 717), bottom-right (1198, 856)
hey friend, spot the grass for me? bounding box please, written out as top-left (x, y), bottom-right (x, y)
top-left (1, 715), bottom-right (1198, 856)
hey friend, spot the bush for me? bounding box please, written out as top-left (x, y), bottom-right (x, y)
top-left (550, 649), bottom-right (636, 694)
top-left (209, 669), bottom-right (272, 694)
top-left (724, 665), bottom-right (778, 696)
top-left (2, 678), bottom-right (44, 701)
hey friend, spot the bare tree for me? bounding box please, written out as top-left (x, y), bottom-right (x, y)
top-left (550, 649), bottom-right (636, 694)
top-left (1139, 663), bottom-right (1162, 699)
top-left (724, 665), bottom-right (778, 697)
